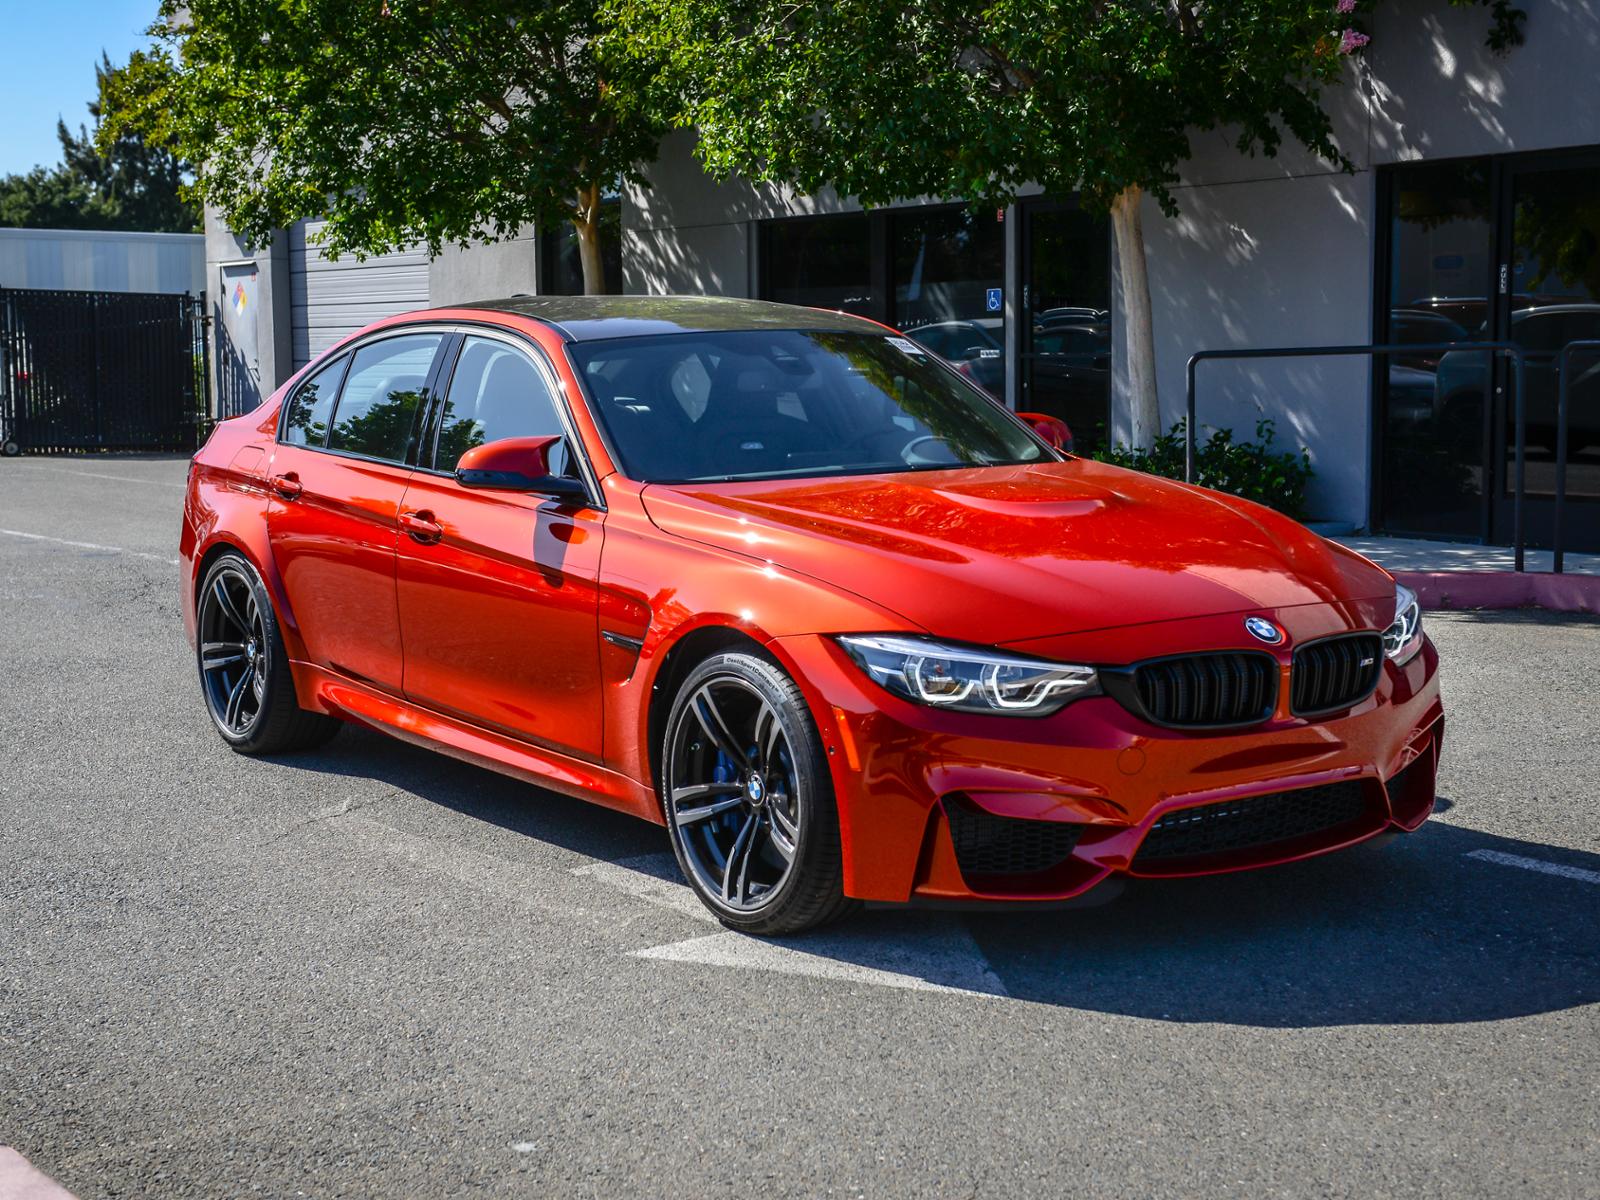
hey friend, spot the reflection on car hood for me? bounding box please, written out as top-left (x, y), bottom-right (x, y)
top-left (640, 460), bottom-right (1393, 644)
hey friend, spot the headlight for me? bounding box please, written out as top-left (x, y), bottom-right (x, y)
top-left (836, 634), bottom-right (1100, 717)
top-left (1382, 582), bottom-right (1423, 665)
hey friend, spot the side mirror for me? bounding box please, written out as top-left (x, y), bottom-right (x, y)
top-left (1017, 411), bottom-right (1074, 454)
top-left (455, 436), bottom-right (587, 499)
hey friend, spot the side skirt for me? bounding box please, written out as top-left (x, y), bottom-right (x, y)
top-left (292, 661), bottom-right (662, 824)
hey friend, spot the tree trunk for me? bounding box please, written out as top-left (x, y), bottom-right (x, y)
top-left (1109, 184), bottom-right (1161, 450)
top-left (573, 182), bottom-right (607, 295)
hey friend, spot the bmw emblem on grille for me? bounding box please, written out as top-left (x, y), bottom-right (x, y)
top-left (1244, 616), bottom-right (1284, 645)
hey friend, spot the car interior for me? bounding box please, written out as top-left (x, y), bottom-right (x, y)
top-left (434, 339), bottom-right (573, 477)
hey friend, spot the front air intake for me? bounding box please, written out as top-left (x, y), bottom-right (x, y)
top-left (1133, 780), bottom-right (1368, 866)
top-left (944, 797), bottom-right (1083, 881)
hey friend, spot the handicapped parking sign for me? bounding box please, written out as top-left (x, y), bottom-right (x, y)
top-left (985, 287), bottom-right (1003, 313)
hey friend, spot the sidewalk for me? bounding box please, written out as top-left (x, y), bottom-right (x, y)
top-left (1335, 536), bottom-right (1600, 613)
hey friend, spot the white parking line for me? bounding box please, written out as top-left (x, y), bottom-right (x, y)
top-left (7, 463), bottom-right (186, 488)
top-left (0, 527), bottom-right (179, 566)
top-left (571, 854), bottom-right (719, 924)
top-left (634, 930), bottom-right (1011, 999)
top-left (1465, 848), bottom-right (1600, 885)
top-left (573, 853), bottom-right (1010, 998)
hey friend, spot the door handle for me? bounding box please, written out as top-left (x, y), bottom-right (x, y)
top-left (271, 472), bottom-right (303, 500)
top-left (400, 509), bottom-right (443, 544)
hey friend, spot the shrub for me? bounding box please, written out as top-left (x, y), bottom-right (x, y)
top-left (1091, 418), bottom-right (1314, 519)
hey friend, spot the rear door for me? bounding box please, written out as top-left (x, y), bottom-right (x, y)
top-left (265, 329), bottom-right (448, 692)
top-left (394, 331), bottom-right (606, 759)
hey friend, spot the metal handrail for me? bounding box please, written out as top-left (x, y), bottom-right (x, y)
top-left (1554, 340), bottom-right (1600, 574)
top-left (1185, 341), bottom-right (1535, 570)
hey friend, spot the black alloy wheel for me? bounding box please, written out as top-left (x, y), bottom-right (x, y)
top-left (195, 552), bottom-right (340, 754)
top-left (662, 651), bottom-right (853, 934)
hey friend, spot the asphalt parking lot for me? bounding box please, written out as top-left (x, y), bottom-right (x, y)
top-left (2, 455), bottom-right (1598, 1199)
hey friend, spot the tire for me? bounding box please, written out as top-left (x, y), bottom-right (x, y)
top-left (195, 552), bottom-right (341, 755)
top-left (660, 650), bottom-right (855, 935)
top-left (1, 438), bottom-right (20, 457)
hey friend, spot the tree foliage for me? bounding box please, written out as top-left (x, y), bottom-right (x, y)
top-left (616, 0), bottom-right (1521, 217)
top-left (106, 1), bottom-right (669, 293)
top-left (0, 53), bottom-right (198, 233)
top-left (610, 0), bottom-right (1525, 446)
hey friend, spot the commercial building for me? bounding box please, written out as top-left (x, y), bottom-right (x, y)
top-left (208, 0), bottom-right (1600, 551)
top-left (0, 227), bottom-right (203, 295)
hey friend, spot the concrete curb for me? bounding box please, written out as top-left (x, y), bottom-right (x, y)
top-left (1394, 570), bottom-right (1600, 615)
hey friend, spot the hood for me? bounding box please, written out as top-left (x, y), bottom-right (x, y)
top-left (640, 459), bottom-right (1393, 645)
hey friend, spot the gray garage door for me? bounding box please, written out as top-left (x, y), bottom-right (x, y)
top-left (289, 219), bottom-right (430, 370)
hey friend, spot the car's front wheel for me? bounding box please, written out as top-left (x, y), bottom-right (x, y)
top-left (661, 651), bottom-right (853, 934)
top-left (196, 551), bottom-right (341, 755)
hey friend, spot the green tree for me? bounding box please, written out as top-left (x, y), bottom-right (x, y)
top-left (105, 1), bottom-right (667, 294)
top-left (609, 0), bottom-right (1524, 447)
top-left (0, 53), bottom-right (198, 233)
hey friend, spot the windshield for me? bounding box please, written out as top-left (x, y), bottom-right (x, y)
top-left (567, 329), bottom-right (1052, 483)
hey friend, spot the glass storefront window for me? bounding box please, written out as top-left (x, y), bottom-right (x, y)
top-left (542, 198), bottom-right (623, 296)
top-left (761, 215), bottom-right (876, 317)
top-left (1507, 164), bottom-right (1600, 503)
top-left (756, 202), bottom-right (1107, 436)
top-left (891, 207), bottom-right (1006, 400)
top-left (1378, 160), bottom-right (1493, 538)
top-left (1021, 204), bottom-right (1111, 452)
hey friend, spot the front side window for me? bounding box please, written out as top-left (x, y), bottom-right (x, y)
top-left (326, 333), bottom-right (442, 463)
top-left (569, 329), bottom-right (1050, 483)
top-left (281, 356), bottom-right (346, 447)
top-left (434, 336), bottom-right (572, 476)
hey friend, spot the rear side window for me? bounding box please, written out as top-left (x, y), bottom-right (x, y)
top-left (281, 356), bottom-right (346, 447)
top-left (326, 333), bottom-right (443, 463)
top-left (434, 336), bottom-right (571, 476)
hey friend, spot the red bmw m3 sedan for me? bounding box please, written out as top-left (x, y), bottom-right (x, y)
top-left (181, 297), bottom-right (1442, 934)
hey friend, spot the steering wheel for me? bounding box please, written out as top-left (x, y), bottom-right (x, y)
top-left (832, 428), bottom-right (951, 467)
top-left (900, 435), bottom-right (951, 466)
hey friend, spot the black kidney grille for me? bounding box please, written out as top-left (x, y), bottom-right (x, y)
top-left (1133, 781), bottom-right (1367, 865)
top-left (945, 799), bottom-right (1083, 879)
top-left (1291, 633), bottom-right (1383, 716)
top-left (1132, 652), bottom-right (1277, 728)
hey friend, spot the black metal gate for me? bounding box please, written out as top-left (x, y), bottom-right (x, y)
top-left (0, 286), bottom-right (210, 454)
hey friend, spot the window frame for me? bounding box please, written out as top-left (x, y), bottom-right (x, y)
top-left (275, 325), bottom-right (455, 469)
top-left (276, 350), bottom-right (353, 450)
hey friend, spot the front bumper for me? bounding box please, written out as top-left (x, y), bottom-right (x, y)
top-left (771, 604), bottom-right (1443, 905)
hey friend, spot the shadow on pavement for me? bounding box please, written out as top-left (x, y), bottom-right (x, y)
top-left (286, 728), bottom-right (1600, 1029)
top-left (283, 725), bottom-right (664, 861)
top-left (955, 811), bottom-right (1600, 1026)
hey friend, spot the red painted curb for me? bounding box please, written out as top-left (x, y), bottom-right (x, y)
top-left (1394, 570), bottom-right (1600, 614)
top-left (0, 1149), bottom-right (78, 1200)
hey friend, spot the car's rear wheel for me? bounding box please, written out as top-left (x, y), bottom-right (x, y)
top-left (196, 552), bottom-right (340, 755)
top-left (662, 651), bottom-right (854, 934)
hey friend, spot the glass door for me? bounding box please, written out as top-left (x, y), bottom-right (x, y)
top-left (1377, 152), bottom-right (1600, 551)
top-left (1376, 160), bottom-right (1495, 539)
top-left (1492, 156), bottom-right (1600, 548)
top-left (1019, 200), bottom-right (1111, 452)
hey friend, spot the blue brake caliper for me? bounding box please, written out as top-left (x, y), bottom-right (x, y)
top-left (711, 750), bottom-right (740, 846)
top-left (710, 746), bottom-right (761, 850)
